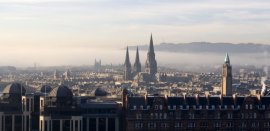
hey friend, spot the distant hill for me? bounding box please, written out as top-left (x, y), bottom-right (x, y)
top-left (129, 42), bottom-right (270, 53)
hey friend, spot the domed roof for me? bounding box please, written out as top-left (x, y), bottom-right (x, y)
top-left (94, 87), bottom-right (108, 96)
top-left (2, 83), bottom-right (26, 94)
top-left (39, 85), bottom-right (52, 93)
top-left (49, 85), bottom-right (73, 98)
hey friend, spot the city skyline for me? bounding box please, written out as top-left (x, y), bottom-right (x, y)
top-left (1, 0), bottom-right (270, 66)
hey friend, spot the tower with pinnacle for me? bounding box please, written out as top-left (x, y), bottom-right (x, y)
top-left (145, 34), bottom-right (157, 80)
top-left (124, 47), bottom-right (132, 80)
top-left (133, 46), bottom-right (141, 76)
top-left (221, 53), bottom-right (233, 96)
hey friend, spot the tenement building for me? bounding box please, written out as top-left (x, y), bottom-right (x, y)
top-left (122, 92), bottom-right (270, 131)
top-left (122, 53), bottom-right (270, 131)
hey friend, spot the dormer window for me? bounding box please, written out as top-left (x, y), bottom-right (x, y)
top-left (220, 105), bottom-right (227, 110)
top-left (180, 105), bottom-right (183, 110)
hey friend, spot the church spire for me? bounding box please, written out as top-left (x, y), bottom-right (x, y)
top-left (135, 46), bottom-right (140, 64)
top-left (149, 33), bottom-right (154, 53)
top-left (134, 46), bottom-right (141, 74)
top-left (145, 34), bottom-right (157, 81)
top-left (124, 46), bottom-right (131, 66)
top-left (124, 46), bottom-right (132, 80)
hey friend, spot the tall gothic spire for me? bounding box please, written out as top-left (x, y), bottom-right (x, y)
top-left (124, 46), bottom-right (132, 80)
top-left (149, 33), bottom-right (155, 53)
top-left (145, 34), bottom-right (157, 81)
top-left (134, 46), bottom-right (141, 74)
top-left (124, 46), bottom-right (131, 66)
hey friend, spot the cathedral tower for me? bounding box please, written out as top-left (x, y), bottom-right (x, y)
top-left (124, 47), bottom-right (132, 80)
top-left (133, 46), bottom-right (141, 75)
top-left (221, 53), bottom-right (233, 96)
top-left (145, 34), bottom-right (157, 80)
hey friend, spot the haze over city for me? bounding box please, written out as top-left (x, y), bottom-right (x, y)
top-left (1, 0), bottom-right (270, 66)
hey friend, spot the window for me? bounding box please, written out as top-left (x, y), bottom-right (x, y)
top-left (241, 122), bottom-right (246, 128)
top-left (200, 122), bottom-right (208, 127)
top-left (252, 122), bottom-right (258, 128)
top-left (253, 113), bottom-right (257, 119)
top-left (226, 122), bottom-right (232, 127)
top-left (241, 113), bottom-right (244, 119)
top-left (140, 105), bottom-right (143, 110)
top-left (180, 105), bottom-right (183, 109)
top-left (150, 113), bottom-right (154, 119)
top-left (175, 123), bottom-right (182, 128)
top-left (160, 105), bottom-right (163, 110)
top-left (264, 122), bottom-right (270, 127)
top-left (163, 113), bottom-right (167, 119)
top-left (188, 122), bottom-right (195, 128)
top-left (160, 123), bottom-right (168, 128)
top-left (227, 113), bottom-right (232, 119)
top-left (267, 113), bottom-right (270, 119)
top-left (245, 104), bottom-right (248, 110)
top-left (155, 105), bottom-right (158, 110)
top-left (155, 113), bottom-right (158, 119)
top-left (215, 112), bottom-right (220, 119)
top-left (136, 114), bottom-right (142, 119)
top-left (135, 123), bottom-right (143, 128)
top-left (189, 113), bottom-right (194, 119)
top-left (250, 104), bottom-right (253, 110)
top-left (214, 122), bottom-right (220, 128)
top-left (176, 112), bottom-right (181, 119)
top-left (148, 123), bottom-right (156, 128)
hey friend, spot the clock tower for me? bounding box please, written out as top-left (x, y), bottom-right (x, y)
top-left (221, 53), bottom-right (233, 96)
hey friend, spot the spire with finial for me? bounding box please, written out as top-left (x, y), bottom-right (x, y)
top-left (124, 46), bottom-right (132, 80)
top-left (124, 46), bottom-right (131, 66)
top-left (134, 46), bottom-right (141, 74)
top-left (224, 52), bottom-right (230, 64)
top-left (149, 33), bottom-right (155, 53)
top-left (145, 33), bottom-right (157, 81)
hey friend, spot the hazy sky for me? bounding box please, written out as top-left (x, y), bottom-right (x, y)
top-left (0, 0), bottom-right (270, 66)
